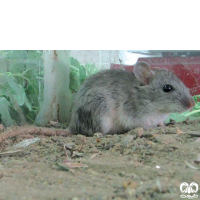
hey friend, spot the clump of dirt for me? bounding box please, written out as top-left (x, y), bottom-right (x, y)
top-left (0, 120), bottom-right (200, 200)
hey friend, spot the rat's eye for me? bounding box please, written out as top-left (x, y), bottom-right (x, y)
top-left (163, 84), bottom-right (173, 92)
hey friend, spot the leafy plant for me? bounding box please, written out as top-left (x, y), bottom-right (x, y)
top-left (0, 50), bottom-right (43, 126)
top-left (192, 95), bottom-right (200, 113)
top-left (69, 57), bottom-right (98, 93)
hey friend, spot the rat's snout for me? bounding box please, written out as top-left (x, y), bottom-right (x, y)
top-left (186, 98), bottom-right (195, 109)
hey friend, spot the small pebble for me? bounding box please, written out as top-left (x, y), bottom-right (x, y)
top-left (94, 132), bottom-right (104, 138)
top-left (125, 127), bottom-right (144, 137)
top-left (154, 134), bottom-right (177, 144)
top-left (65, 143), bottom-right (76, 150)
top-left (132, 146), bottom-right (137, 152)
top-left (104, 142), bottom-right (114, 150)
top-left (121, 135), bottom-right (135, 146)
top-left (75, 135), bottom-right (87, 145)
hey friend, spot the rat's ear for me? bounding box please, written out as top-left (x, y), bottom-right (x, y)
top-left (133, 62), bottom-right (155, 85)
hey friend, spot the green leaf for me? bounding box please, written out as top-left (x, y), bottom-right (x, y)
top-left (0, 97), bottom-right (14, 126)
top-left (70, 65), bottom-right (80, 92)
top-left (70, 57), bottom-right (81, 68)
top-left (6, 74), bottom-right (26, 106)
top-left (25, 98), bottom-right (32, 111)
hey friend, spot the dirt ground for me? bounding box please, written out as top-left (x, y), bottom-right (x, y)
top-left (0, 120), bottom-right (200, 200)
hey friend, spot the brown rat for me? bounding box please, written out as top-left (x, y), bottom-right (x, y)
top-left (69, 62), bottom-right (195, 136)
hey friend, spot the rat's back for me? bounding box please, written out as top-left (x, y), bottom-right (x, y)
top-left (69, 69), bottom-right (139, 136)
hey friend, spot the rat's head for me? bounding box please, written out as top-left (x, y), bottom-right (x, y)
top-left (134, 62), bottom-right (195, 114)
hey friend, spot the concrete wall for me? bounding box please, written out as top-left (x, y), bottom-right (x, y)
top-left (70, 50), bottom-right (120, 70)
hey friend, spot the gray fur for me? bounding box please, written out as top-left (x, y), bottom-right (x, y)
top-left (69, 62), bottom-right (195, 136)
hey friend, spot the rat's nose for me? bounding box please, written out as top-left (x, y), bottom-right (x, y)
top-left (187, 98), bottom-right (195, 109)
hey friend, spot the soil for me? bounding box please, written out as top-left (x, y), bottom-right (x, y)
top-left (0, 120), bottom-right (200, 200)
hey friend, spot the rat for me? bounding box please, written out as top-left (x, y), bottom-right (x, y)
top-left (68, 62), bottom-right (195, 136)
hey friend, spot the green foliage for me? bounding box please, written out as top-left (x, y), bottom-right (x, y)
top-left (192, 95), bottom-right (200, 114)
top-left (69, 57), bottom-right (98, 93)
top-left (0, 50), bottom-right (43, 125)
top-left (70, 65), bottom-right (80, 92)
top-left (0, 97), bottom-right (14, 126)
top-left (0, 53), bottom-right (98, 126)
